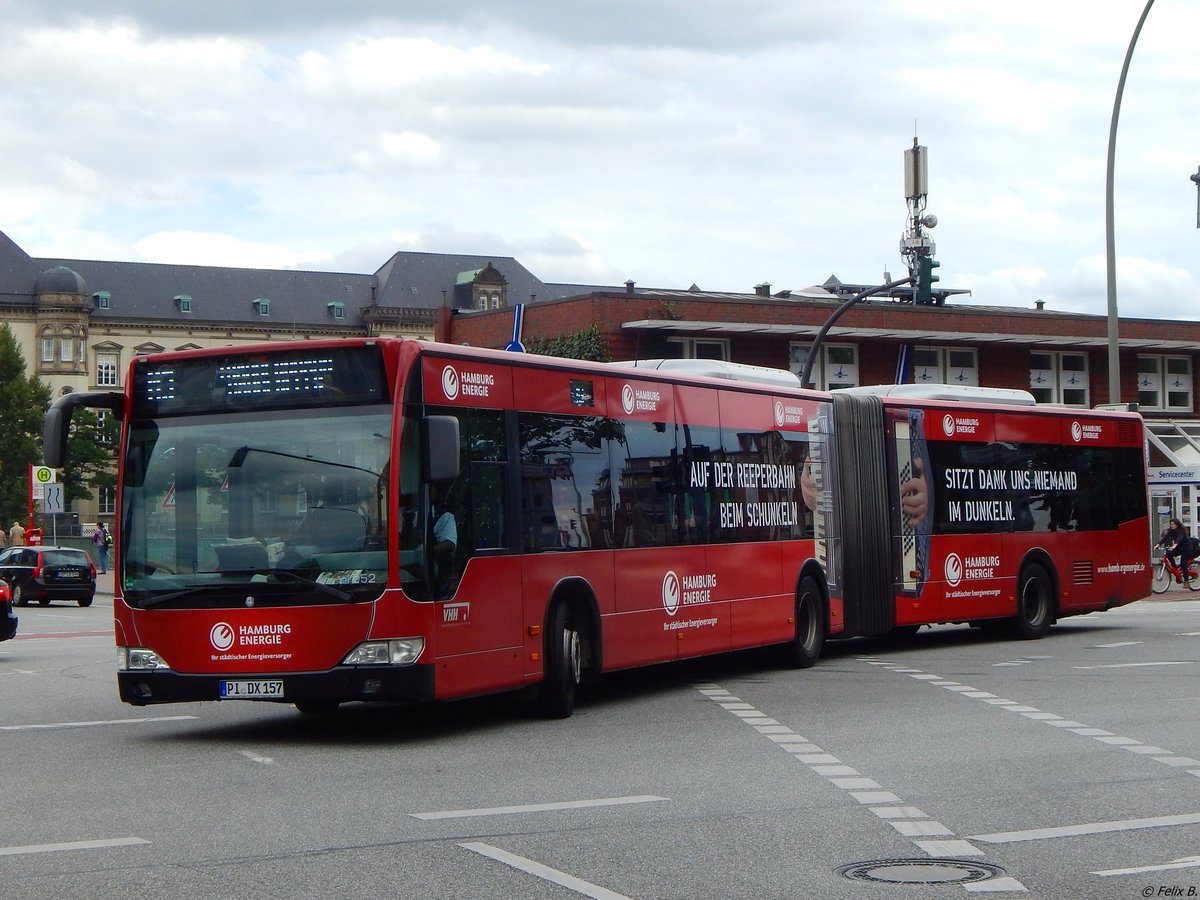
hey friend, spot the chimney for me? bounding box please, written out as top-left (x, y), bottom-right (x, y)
top-left (1035, 299), bottom-right (1045, 311)
top-left (754, 282), bottom-right (771, 297)
top-left (625, 279), bottom-right (636, 296)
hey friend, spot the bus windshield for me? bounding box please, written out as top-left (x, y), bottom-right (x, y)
top-left (121, 404), bottom-right (392, 607)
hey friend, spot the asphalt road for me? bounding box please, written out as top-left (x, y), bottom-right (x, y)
top-left (3, 581), bottom-right (1200, 899)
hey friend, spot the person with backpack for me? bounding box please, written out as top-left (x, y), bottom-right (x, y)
top-left (92, 523), bottom-right (111, 574)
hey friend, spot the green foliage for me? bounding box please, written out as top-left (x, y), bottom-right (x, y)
top-left (61, 407), bottom-right (118, 504)
top-left (525, 323), bottom-right (611, 362)
top-left (0, 323), bottom-right (51, 525)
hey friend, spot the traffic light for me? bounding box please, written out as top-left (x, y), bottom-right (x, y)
top-left (916, 256), bottom-right (941, 305)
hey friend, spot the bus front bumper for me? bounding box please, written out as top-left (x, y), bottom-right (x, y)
top-left (118, 664), bottom-right (436, 706)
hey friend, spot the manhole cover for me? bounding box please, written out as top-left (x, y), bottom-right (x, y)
top-left (838, 858), bottom-right (1006, 885)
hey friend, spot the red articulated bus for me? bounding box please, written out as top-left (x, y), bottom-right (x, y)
top-left (44, 339), bottom-right (1149, 717)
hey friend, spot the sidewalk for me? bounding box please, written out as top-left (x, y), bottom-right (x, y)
top-left (1142, 582), bottom-right (1200, 601)
top-left (96, 570), bottom-right (114, 596)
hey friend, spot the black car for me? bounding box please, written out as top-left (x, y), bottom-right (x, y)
top-left (0, 579), bottom-right (15, 641)
top-left (0, 546), bottom-right (97, 607)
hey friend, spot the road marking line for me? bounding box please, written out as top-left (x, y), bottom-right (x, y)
top-left (1094, 641), bottom-right (1143, 648)
top-left (1094, 854), bottom-right (1200, 877)
top-left (411, 795), bottom-right (667, 820)
top-left (0, 715), bottom-right (197, 731)
top-left (972, 812), bottom-right (1200, 844)
top-left (696, 680), bottom-right (1025, 891)
top-left (1073, 661), bottom-right (1193, 669)
top-left (0, 837), bottom-right (149, 857)
top-left (460, 842), bottom-right (632, 900)
top-left (14, 631), bottom-right (112, 640)
top-left (238, 749), bottom-right (274, 765)
top-left (966, 876), bottom-right (1029, 892)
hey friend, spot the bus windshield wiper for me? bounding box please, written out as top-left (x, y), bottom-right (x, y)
top-left (263, 569), bottom-right (355, 603)
top-left (211, 568), bottom-right (356, 603)
top-left (136, 585), bottom-right (225, 609)
top-left (136, 570), bottom-right (354, 608)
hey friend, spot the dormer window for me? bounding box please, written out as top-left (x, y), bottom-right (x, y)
top-left (175, 294), bottom-right (192, 313)
top-left (93, 291), bottom-right (111, 310)
top-left (253, 297), bottom-right (271, 316)
top-left (327, 301), bottom-right (346, 319)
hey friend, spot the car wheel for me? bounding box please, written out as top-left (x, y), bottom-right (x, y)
top-left (38, 597), bottom-right (50, 607)
top-left (78, 596), bottom-right (94, 608)
top-left (13, 584), bottom-right (26, 606)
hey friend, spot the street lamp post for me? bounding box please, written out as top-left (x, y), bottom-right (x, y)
top-left (1105, 0), bottom-right (1156, 404)
top-left (1191, 166), bottom-right (1200, 228)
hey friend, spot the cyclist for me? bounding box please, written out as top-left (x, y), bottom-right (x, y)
top-left (1158, 518), bottom-right (1194, 583)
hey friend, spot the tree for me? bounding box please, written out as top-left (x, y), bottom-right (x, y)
top-left (525, 324), bottom-right (611, 362)
top-left (61, 407), bottom-right (118, 506)
top-left (0, 323), bottom-right (52, 526)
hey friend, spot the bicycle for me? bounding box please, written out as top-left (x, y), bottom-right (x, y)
top-left (1151, 547), bottom-right (1200, 594)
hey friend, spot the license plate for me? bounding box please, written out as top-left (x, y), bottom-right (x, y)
top-left (57, 571), bottom-right (81, 579)
top-left (219, 679), bottom-right (284, 699)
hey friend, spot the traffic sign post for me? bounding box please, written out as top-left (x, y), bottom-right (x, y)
top-left (28, 465), bottom-right (57, 533)
top-left (42, 483), bottom-right (63, 544)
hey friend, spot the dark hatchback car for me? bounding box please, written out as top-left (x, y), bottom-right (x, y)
top-left (0, 546), bottom-right (97, 607)
top-left (0, 579), bottom-right (15, 640)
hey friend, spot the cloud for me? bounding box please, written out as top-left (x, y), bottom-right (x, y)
top-left (133, 231), bottom-right (333, 270)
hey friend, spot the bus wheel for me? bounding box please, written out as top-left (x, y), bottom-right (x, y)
top-left (785, 576), bottom-right (825, 668)
top-left (1012, 564), bottom-right (1054, 640)
top-left (537, 602), bottom-right (582, 719)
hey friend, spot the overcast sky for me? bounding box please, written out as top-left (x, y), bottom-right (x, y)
top-left (4, 1), bottom-right (1199, 319)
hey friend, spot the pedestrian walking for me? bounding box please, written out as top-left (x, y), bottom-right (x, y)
top-left (9, 521), bottom-right (25, 546)
top-left (92, 523), bottom-right (110, 574)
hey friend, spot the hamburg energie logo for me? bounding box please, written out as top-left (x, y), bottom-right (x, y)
top-left (441, 365), bottom-right (460, 400)
top-left (942, 413), bottom-right (956, 436)
top-left (210, 622), bottom-right (235, 652)
top-left (944, 553), bottom-right (964, 587)
top-left (662, 571), bottom-right (680, 616)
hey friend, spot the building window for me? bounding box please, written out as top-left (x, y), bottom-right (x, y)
top-left (60, 330), bottom-right (75, 363)
top-left (253, 297), bottom-right (271, 316)
top-left (97, 351), bottom-right (119, 387)
top-left (175, 294), bottom-right (192, 313)
top-left (790, 342), bottom-right (859, 390)
top-left (327, 302), bottom-right (346, 319)
top-left (41, 333), bottom-right (55, 362)
top-left (93, 291), bottom-right (111, 310)
top-left (668, 337), bottom-right (730, 361)
top-left (1030, 351), bottom-right (1089, 406)
top-left (1138, 354), bottom-right (1193, 411)
top-left (97, 409), bottom-right (114, 445)
top-left (911, 346), bottom-right (978, 386)
top-left (99, 486), bottom-right (115, 515)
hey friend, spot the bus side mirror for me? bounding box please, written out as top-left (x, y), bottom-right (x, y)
top-left (43, 391), bottom-right (125, 467)
top-left (424, 415), bottom-right (460, 483)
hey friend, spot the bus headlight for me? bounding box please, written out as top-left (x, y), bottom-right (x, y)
top-left (119, 647), bottom-right (172, 671)
top-left (342, 638), bottom-right (425, 666)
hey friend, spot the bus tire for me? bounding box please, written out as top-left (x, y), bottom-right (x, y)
top-left (537, 602), bottom-right (582, 718)
top-left (1012, 563), bottom-right (1055, 640)
top-left (784, 576), bottom-right (825, 668)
